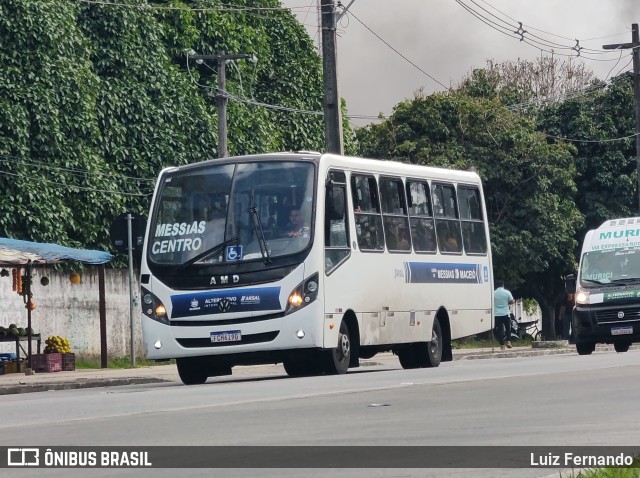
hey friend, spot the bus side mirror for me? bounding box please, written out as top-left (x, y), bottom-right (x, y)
top-left (327, 186), bottom-right (345, 220)
top-left (565, 274), bottom-right (576, 294)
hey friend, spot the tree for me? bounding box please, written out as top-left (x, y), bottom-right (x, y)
top-left (357, 89), bottom-right (582, 338)
top-left (537, 74), bottom-right (636, 236)
top-left (0, 0), bottom-right (355, 255)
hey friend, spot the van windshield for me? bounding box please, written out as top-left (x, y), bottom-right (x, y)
top-left (148, 161), bottom-right (315, 266)
top-left (580, 248), bottom-right (640, 286)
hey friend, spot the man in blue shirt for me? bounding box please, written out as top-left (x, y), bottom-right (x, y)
top-left (494, 280), bottom-right (515, 350)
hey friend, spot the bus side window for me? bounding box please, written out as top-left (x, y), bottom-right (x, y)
top-left (380, 177), bottom-right (410, 252)
top-left (458, 186), bottom-right (487, 254)
top-left (351, 174), bottom-right (384, 252)
top-left (325, 170), bottom-right (351, 273)
top-left (433, 183), bottom-right (462, 253)
top-left (407, 180), bottom-right (436, 253)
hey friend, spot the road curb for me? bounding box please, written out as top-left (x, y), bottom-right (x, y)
top-left (0, 377), bottom-right (169, 396)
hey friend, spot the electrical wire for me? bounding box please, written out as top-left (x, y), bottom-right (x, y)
top-left (543, 132), bottom-right (639, 143)
top-left (455, 0), bottom-right (625, 61)
top-left (345, 10), bottom-right (449, 90)
top-left (0, 169), bottom-right (151, 197)
top-left (0, 153), bottom-right (155, 184)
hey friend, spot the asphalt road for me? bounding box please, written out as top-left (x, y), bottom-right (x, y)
top-left (2, 349), bottom-right (640, 477)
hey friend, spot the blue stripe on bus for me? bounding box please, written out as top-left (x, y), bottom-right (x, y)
top-left (404, 262), bottom-right (488, 284)
top-left (170, 287), bottom-right (281, 318)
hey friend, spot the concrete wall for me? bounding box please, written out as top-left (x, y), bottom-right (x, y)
top-left (0, 268), bottom-right (142, 360)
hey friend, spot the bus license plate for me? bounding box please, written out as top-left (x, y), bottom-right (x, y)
top-left (211, 330), bottom-right (242, 343)
top-left (611, 326), bottom-right (633, 336)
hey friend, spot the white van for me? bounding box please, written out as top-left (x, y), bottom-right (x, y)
top-left (566, 218), bottom-right (640, 355)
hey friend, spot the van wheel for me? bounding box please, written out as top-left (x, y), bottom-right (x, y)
top-left (324, 321), bottom-right (350, 375)
top-left (576, 342), bottom-right (595, 355)
top-left (614, 342), bottom-right (630, 353)
top-left (176, 357), bottom-right (208, 385)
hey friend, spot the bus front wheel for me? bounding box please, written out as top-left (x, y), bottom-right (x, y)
top-left (176, 357), bottom-right (208, 385)
top-left (324, 321), bottom-right (350, 375)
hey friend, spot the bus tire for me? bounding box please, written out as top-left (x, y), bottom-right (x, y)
top-left (398, 345), bottom-right (419, 369)
top-left (576, 342), bottom-right (595, 355)
top-left (324, 321), bottom-right (350, 375)
top-left (614, 342), bottom-right (630, 353)
top-left (176, 357), bottom-right (208, 385)
top-left (423, 319), bottom-right (442, 368)
top-left (283, 353), bottom-right (322, 377)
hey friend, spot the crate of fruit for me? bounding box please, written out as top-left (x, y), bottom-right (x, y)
top-left (3, 360), bottom-right (24, 374)
top-left (31, 353), bottom-right (62, 373)
top-left (62, 353), bottom-right (75, 371)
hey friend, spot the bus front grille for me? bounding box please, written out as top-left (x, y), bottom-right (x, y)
top-left (596, 308), bottom-right (640, 325)
top-left (176, 331), bottom-right (279, 348)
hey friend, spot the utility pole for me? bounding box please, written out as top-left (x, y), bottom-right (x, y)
top-left (191, 51), bottom-right (252, 158)
top-left (604, 24), bottom-right (640, 212)
top-left (320, 0), bottom-right (344, 155)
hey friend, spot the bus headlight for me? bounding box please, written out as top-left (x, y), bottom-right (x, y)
top-left (141, 287), bottom-right (170, 325)
top-left (285, 273), bottom-right (319, 315)
top-left (575, 288), bottom-right (590, 305)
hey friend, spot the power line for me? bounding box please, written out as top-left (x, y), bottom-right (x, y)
top-left (0, 168), bottom-right (151, 197)
top-left (345, 10), bottom-right (449, 90)
top-left (455, 0), bottom-right (625, 62)
top-left (0, 153), bottom-right (155, 184)
top-left (543, 132), bottom-right (639, 144)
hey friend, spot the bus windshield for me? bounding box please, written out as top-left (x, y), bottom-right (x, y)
top-left (580, 248), bottom-right (640, 286)
top-left (148, 160), bottom-right (315, 266)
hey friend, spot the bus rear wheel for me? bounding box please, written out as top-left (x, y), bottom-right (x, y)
top-left (176, 357), bottom-right (209, 385)
top-left (323, 321), bottom-right (350, 375)
top-left (422, 319), bottom-right (442, 368)
top-left (399, 319), bottom-right (443, 369)
top-left (398, 345), bottom-right (419, 369)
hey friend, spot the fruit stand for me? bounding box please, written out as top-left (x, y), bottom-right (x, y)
top-left (0, 334), bottom-right (41, 372)
top-left (0, 237), bottom-right (111, 372)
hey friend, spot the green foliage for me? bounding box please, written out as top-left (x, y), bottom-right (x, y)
top-left (0, 0), bottom-right (341, 257)
top-left (537, 74), bottom-right (636, 238)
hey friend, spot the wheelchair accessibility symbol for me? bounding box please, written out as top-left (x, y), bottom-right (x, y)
top-left (226, 245), bottom-right (243, 261)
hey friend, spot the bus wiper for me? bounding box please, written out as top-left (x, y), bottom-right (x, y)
top-left (581, 279), bottom-right (607, 285)
top-left (249, 192), bottom-right (271, 265)
top-left (177, 236), bottom-right (239, 270)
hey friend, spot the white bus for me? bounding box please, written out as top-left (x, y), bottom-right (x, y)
top-left (566, 217), bottom-right (640, 355)
top-left (140, 152), bottom-right (494, 384)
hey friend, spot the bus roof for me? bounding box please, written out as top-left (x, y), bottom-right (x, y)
top-left (157, 152), bottom-right (481, 185)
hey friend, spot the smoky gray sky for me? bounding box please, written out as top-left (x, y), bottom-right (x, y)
top-left (281, 0), bottom-right (639, 126)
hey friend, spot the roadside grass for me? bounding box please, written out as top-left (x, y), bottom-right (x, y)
top-left (76, 356), bottom-right (173, 369)
top-left (452, 337), bottom-right (533, 349)
top-left (561, 458), bottom-right (640, 477)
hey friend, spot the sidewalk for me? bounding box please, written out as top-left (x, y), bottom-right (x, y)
top-left (0, 343), bottom-right (585, 396)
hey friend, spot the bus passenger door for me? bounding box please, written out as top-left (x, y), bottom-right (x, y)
top-left (324, 170), bottom-right (351, 274)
